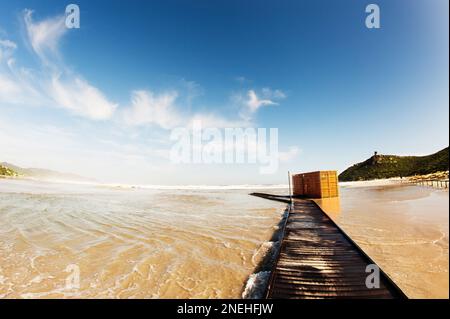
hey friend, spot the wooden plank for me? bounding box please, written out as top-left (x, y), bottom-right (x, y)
top-left (265, 199), bottom-right (407, 299)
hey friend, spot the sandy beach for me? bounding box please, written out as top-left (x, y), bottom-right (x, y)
top-left (0, 178), bottom-right (448, 298)
top-left (318, 181), bottom-right (449, 298)
top-left (0, 179), bottom-right (286, 298)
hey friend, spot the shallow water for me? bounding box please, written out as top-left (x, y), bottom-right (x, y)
top-left (0, 179), bottom-right (448, 298)
top-left (0, 179), bottom-right (286, 298)
top-left (317, 184), bottom-right (449, 299)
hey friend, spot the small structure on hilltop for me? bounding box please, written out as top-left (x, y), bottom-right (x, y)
top-left (371, 151), bottom-right (383, 165)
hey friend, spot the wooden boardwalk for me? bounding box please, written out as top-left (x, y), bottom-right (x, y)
top-left (251, 194), bottom-right (406, 299)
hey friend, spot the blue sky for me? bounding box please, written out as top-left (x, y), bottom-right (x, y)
top-left (0, 0), bottom-right (448, 184)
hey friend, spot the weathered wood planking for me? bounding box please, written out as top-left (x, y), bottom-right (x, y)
top-left (253, 195), bottom-right (406, 299)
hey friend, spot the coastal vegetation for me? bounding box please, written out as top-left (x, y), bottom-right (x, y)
top-left (0, 164), bottom-right (18, 177)
top-left (339, 147), bottom-right (449, 181)
top-left (0, 162), bottom-right (91, 182)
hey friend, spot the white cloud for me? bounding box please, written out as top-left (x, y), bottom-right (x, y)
top-left (122, 90), bottom-right (252, 130)
top-left (0, 10), bottom-right (117, 120)
top-left (0, 75), bottom-right (21, 97)
top-left (0, 38), bottom-right (17, 62)
top-left (0, 116), bottom-right (169, 183)
top-left (246, 89), bottom-right (277, 112)
top-left (0, 61), bottom-right (50, 106)
top-left (233, 88), bottom-right (286, 120)
top-left (23, 9), bottom-right (66, 62)
top-left (0, 39), bottom-right (44, 105)
top-left (0, 38), bottom-right (48, 105)
top-left (261, 87), bottom-right (286, 99)
top-left (122, 87), bottom-right (255, 130)
top-left (49, 75), bottom-right (117, 120)
top-left (180, 78), bottom-right (204, 106)
top-left (1, 9), bottom-right (287, 131)
top-left (0, 39), bottom-right (17, 50)
top-left (123, 90), bottom-right (182, 129)
top-left (0, 10), bottom-right (294, 184)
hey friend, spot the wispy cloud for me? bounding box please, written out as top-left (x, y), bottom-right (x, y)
top-left (0, 39), bottom-right (16, 50)
top-left (0, 10), bottom-right (117, 120)
top-left (180, 78), bottom-right (204, 107)
top-left (246, 89), bottom-right (277, 112)
top-left (23, 9), bottom-right (66, 63)
top-left (233, 88), bottom-right (286, 120)
top-left (122, 90), bottom-right (251, 129)
top-left (0, 38), bottom-right (47, 105)
top-left (261, 87), bottom-right (286, 99)
top-left (123, 90), bottom-right (182, 129)
top-left (49, 74), bottom-right (117, 120)
top-left (0, 38), bottom-right (17, 64)
top-left (0, 40), bottom-right (18, 98)
top-left (0, 74), bottom-right (21, 98)
top-left (1, 10), bottom-right (286, 129)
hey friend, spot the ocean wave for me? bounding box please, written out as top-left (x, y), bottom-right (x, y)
top-left (241, 271), bottom-right (271, 299)
top-left (101, 183), bottom-right (289, 190)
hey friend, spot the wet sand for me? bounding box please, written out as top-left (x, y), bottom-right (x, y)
top-left (0, 179), bottom-right (285, 298)
top-left (317, 183), bottom-right (449, 299)
top-left (0, 179), bottom-right (448, 298)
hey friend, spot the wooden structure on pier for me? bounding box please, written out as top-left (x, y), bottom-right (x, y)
top-left (250, 193), bottom-right (406, 299)
top-left (292, 171), bottom-right (339, 198)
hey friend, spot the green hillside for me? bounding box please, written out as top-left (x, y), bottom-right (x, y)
top-left (339, 147), bottom-right (449, 181)
top-left (1, 162), bottom-right (93, 182)
top-left (0, 164), bottom-right (18, 177)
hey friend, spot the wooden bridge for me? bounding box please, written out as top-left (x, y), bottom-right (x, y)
top-left (251, 193), bottom-right (407, 299)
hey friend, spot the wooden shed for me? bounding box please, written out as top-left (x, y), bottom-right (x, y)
top-left (292, 170), bottom-right (339, 198)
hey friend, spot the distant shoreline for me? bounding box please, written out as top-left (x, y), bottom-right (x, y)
top-left (2, 171), bottom-right (448, 190)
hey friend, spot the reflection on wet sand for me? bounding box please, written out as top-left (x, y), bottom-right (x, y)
top-left (0, 179), bottom-right (286, 299)
top-left (309, 184), bottom-right (448, 299)
top-left (335, 184), bottom-right (449, 299)
top-left (0, 179), bottom-right (448, 299)
top-left (313, 197), bottom-right (341, 221)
